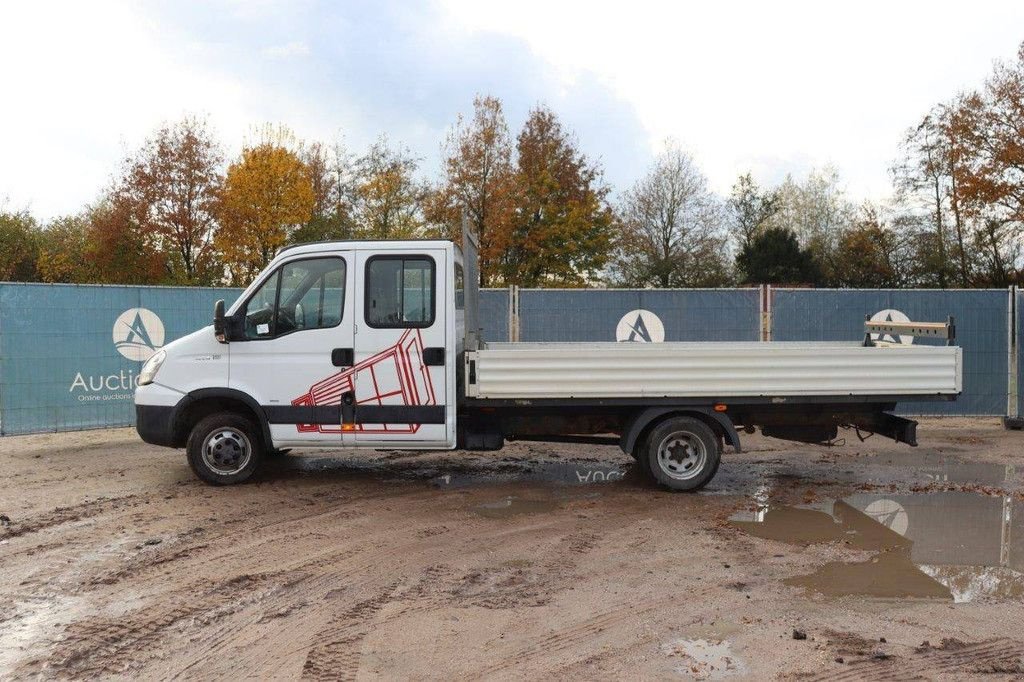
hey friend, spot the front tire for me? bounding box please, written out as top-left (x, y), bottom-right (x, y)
top-left (186, 412), bottom-right (264, 485)
top-left (643, 416), bottom-right (721, 491)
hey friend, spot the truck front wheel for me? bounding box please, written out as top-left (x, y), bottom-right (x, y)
top-left (643, 416), bottom-right (720, 492)
top-left (186, 412), bottom-right (264, 485)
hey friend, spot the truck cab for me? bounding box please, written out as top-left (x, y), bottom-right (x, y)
top-left (135, 240), bottom-right (465, 483)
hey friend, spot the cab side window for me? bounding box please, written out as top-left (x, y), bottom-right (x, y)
top-left (365, 256), bottom-right (435, 328)
top-left (244, 257), bottom-right (346, 339)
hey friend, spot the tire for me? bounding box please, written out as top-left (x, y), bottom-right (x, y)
top-left (186, 412), bottom-right (264, 485)
top-left (642, 416), bottom-right (721, 492)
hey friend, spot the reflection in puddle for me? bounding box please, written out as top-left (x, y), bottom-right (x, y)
top-left (473, 496), bottom-right (561, 519)
top-left (661, 637), bottom-right (747, 679)
top-left (436, 461), bottom-right (627, 489)
top-left (732, 492), bottom-right (1023, 602)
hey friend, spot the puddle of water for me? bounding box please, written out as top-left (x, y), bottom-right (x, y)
top-left (661, 637), bottom-right (747, 679)
top-left (860, 452), bottom-right (1013, 487)
top-left (731, 492), bottom-right (1024, 602)
top-left (473, 496), bottom-right (561, 519)
top-left (435, 461), bottom-right (627, 489)
top-left (786, 549), bottom-right (952, 599)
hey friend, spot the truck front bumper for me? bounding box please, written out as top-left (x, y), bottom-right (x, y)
top-left (136, 404), bottom-right (177, 447)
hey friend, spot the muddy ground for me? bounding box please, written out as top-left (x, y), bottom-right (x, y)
top-left (1, 418), bottom-right (1023, 680)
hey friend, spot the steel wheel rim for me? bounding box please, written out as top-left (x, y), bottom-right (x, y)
top-left (202, 427), bottom-right (252, 475)
top-left (656, 431), bottom-right (707, 481)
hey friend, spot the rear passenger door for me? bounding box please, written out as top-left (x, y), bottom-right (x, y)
top-left (352, 248), bottom-right (448, 446)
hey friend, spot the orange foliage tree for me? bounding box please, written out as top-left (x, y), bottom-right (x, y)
top-left (503, 106), bottom-right (614, 286)
top-left (427, 95), bottom-right (517, 286)
top-left (217, 137), bottom-right (315, 283)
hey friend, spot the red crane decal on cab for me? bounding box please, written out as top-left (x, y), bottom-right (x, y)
top-left (291, 328), bottom-right (436, 434)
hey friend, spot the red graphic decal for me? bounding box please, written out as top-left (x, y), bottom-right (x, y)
top-left (291, 329), bottom-right (436, 434)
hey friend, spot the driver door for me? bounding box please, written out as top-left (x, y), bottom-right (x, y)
top-left (229, 253), bottom-right (355, 446)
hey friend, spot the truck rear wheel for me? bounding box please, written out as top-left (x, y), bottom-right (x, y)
top-left (186, 412), bottom-right (264, 485)
top-left (642, 416), bottom-right (720, 491)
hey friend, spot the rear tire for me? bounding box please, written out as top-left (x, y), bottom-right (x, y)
top-left (186, 412), bottom-right (264, 485)
top-left (642, 416), bottom-right (720, 492)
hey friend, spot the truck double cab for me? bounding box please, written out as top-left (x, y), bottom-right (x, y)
top-left (134, 231), bottom-right (962, 491)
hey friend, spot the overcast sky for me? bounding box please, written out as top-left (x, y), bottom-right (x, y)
top-left (2, 0), bottom-right (1023, 220)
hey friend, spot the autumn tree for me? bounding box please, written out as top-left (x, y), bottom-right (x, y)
top-left (611, 144), bottom-right (730, 287)
top-left (353, 137), bottom-right (426, 239)
top-left (892, 108), bottom-right (965, 287)
top-left (114, 117), bottom-right (224, 284)
top-left (950, 43), bottom-right (1024, 286)
top-left (831, 205), bottom-right (913, 288)
top-left (84, 198), bottom-right (165, 284)
top-left (217, 134), bottom-right (315, 283)
top-left (0, 209), bottom-right (40, 281)
top-left (762, 168), bottom-right (857, 285)
top-left (37, 213), bottom-right (95, 283)
top-left (428, 95), bottom-right (517, 286)
top-left (503, 106), bottom-right (614, 286)
top-left (292, 140), bottom-right (358, 244)
top-left (728, 173), bottom-right (779, 249)
top-left (736, 226), bottom-right (820, 285)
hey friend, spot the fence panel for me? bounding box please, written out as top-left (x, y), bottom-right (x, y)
top-left (479, 288), bottom-right (509, 342)
top-left (517, 289), bottom-right (761, 342)
top-left (771, 288), bottom-right (1008, 416)
top-left (0, 283), bottom-right (241, 435)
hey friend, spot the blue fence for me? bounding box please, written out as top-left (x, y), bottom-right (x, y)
top-left (0, 282), bottom-right (1020, 434)
top-left (0, 283), bottom-right (241, 435)
top-left (517, 289), bottom-right (761, 342)
top-left (479, 288), bottom-right (509, 344)
top-left (771, 288), bottom-right (1009, 416)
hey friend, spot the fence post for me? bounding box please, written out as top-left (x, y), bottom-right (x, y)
top-left (761, 284), bottom-right (773, 342)
top-left (508, 285), bottom-right (521, 342)
top-left (1006, 285), bottom-right (1021, 428)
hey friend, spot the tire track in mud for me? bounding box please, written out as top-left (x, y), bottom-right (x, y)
top-left (0, 494), bottom-right (140, 542)
top-left (470, 593), bottom-right (691, 677)
top-left (300, 581), bottom-right (402, 681)
top-left (36, 573), bottom-right (284, 678)
top-left (811, 638), bottom-right (1024, 681)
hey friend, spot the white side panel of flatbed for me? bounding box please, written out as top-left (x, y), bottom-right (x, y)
top-left (466, 342), bottom-right (962, 399)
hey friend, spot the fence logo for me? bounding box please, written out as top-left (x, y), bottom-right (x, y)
top-left (863, 498), bottom-right (909, 536)
top-left (869, 309), bottom-right (914, 345)
top-left (113, 308), bottom-right (165, 361)
top-left (616, 309), bottom-right (665, 343)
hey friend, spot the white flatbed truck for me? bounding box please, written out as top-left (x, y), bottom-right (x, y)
top-left (134, 232), bottom-right (961, 491)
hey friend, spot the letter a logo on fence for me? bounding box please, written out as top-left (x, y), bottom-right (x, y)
top-left (616, 309), bottom-right (665, 343)
top-left (113, 308), bottom-right (165, 361)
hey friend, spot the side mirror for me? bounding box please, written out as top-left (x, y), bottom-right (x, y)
top-left (213, 299), bottom-right (227, 343)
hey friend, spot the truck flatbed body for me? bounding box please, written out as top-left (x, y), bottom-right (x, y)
top-left (465, 341), bottom-right (962, 401)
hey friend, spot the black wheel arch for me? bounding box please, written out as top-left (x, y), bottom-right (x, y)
top-left (620, 407), bottom-right (741, 457)
top-left (171, 388), bottom-right (272, 450)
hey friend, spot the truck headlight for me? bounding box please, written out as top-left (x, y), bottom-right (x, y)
top-left (138, 350), bottom-right (166, 386)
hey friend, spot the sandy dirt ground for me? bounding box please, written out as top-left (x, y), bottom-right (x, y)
top-left (1, 418), bottom-right (1023, 680)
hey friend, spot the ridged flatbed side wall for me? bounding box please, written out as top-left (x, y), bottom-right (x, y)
top-left (471, 342), bottom-right (962, 399)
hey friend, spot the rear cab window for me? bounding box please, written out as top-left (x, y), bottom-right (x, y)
top-left (365, 256), bottom-right (435, 328)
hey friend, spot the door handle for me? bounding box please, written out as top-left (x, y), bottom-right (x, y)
top-left (423, 347), bottom-right (445, 366)
top-left (332, 348), bottom-right (354, 367)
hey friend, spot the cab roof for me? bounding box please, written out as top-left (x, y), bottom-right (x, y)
top-left (276, 239), bottom-right (461, 259)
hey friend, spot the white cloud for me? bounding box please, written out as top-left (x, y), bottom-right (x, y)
top-left (263, 41), bottom-right (311, 59)
top-left (0, 1), bottom-right (253, 219)
top-left (439, 0), bottom-right (1024, 199)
